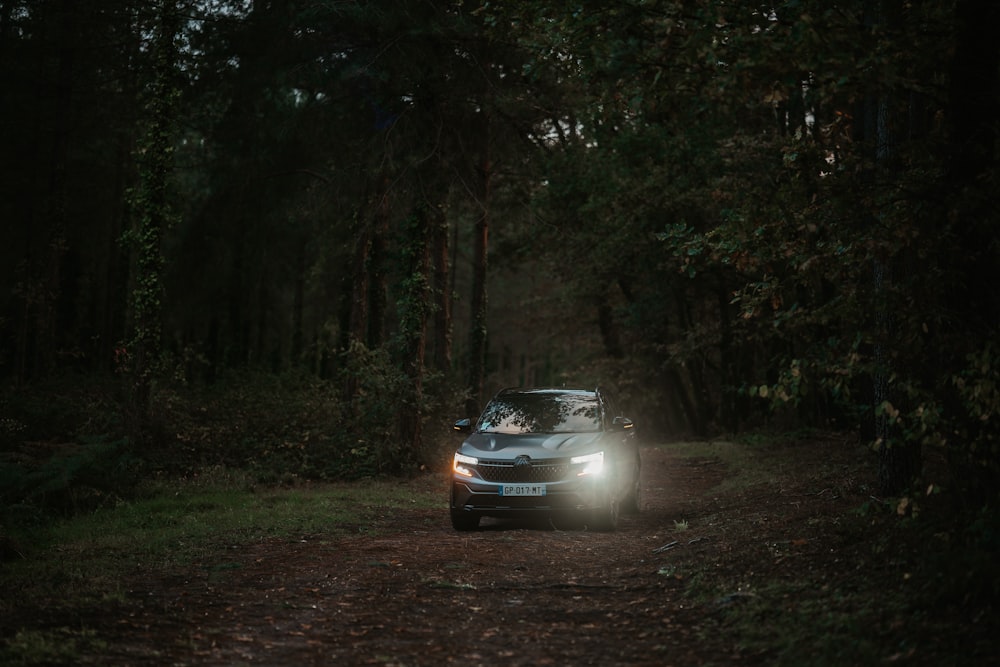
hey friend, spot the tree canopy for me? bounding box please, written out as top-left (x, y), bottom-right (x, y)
top-left (1, 0), bottom-right (997, 501)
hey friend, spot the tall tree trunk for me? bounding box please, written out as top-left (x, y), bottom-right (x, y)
top-left (675, 288), bottom-right (709, 435)
top-left (342, 174), bottom-right (389, 404)
top-left (255, 259), bottom-right (269, 369)
top-left (717, 285), bottom-right (739, 432)
top-left (596, 285), bottom-right (623, 359)
top-left (347, 211), bottom-right (370, 352)
top-left (432, 204), bottom-right (453, 374)
top-left (227, 240), bottom-right (247, 367)
top-left (36, 16), bottom-right (73, 379)
top-left (397, 204), bottom-right (433, 467)
top-left (467, 120), bottom-right (491, 415)
top-left (342, 209), bottom-right (371, 403)
top-left (16, 0), bottom-right (74, 382)
top-left (125, 0), bottom-right (178, 444)
top-left (291, 239), bottom-right (305, 365)
top-left (947, 0), bottom-right (1000, 330)
top-left (866, 0), bottom-right (921, 494)
top-left (346, 173), bottom-right (390, 352)
top-left (942, 0), bottom-right (1000, 501)
top-left (368, 174), bottom-right (390, 349)
top-left (102, 124), bottom-right (133, 375)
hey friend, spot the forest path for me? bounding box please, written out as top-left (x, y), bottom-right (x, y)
top-left (86, 437), bottom-right (887, 666)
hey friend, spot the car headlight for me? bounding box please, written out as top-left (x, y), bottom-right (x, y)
top-left (453, 452), bottom-right (478, 477)
top-left (571, 451), bottom-right (604, 477)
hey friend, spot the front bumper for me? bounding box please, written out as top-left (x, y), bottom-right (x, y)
top-left (450, 475), bottom-right (609, 518)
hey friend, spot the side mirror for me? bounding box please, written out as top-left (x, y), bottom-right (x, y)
top-left (453, 418), bottom-right (472, 433)
top-left (612, 416), bottom-right (634, 431)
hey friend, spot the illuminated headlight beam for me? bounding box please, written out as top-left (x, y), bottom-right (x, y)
top-left (453, 452), bottom-right (478, 477)
top-left (571, 451), bottom-right (605, 477)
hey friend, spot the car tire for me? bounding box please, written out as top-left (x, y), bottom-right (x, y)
top-left (622, 461), bottom-right (642, 514)
top-left (450, 509), bottom-right (480, 531)
top-left (588, 490), bottom-right (618, 532)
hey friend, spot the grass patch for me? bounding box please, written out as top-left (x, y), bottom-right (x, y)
top-left (2, 627), bottom-right (107, 667)
top-left (660, 439), bottom-right (777, 491)
top-left (1, 467), bottom-right (446, 614)
top-left (710, 578), bottom-right (897, 666)
top-left (661, 432), bottom-right (870, 494)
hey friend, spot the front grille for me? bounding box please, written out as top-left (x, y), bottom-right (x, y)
top-left (474, 458), bottom-right (570, 483)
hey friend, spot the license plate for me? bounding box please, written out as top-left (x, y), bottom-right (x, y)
top-left (499, 484), bottom-right (546, 497)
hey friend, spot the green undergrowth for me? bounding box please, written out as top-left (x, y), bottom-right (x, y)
top-left (1, 466), bottom-right (445, 612)
top-left (662, 434), bottom-right (998, 665)
top-left (0, 369), bottom-right (464, 526)
top-left (0, 465), bottom-right (445, 665)
top-left (665, 431), bottom-right (872, 494)
top-left (700, 512), bottom-right (999, 665)
top-left (2, 436), bottom-right (996, 666)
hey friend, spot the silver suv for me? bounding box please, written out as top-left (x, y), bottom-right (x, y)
top-left (449, 387), bottom-right (640, 531)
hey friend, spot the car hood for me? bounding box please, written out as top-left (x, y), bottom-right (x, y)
top-left (459, 431), bottom-right (605, 458)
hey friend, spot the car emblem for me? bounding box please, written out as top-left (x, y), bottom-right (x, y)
top-left (513, 455), bottom-right (532, 469)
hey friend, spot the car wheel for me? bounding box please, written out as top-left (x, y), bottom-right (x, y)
top-left (622, 461), bottom-right (642, 514)
top-left (588, 490), bottom-right (619, 532)
top-left (450, 509), bottom-right (480, 531)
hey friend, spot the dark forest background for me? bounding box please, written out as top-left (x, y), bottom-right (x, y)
top-left (1, 1), bottom-right (998, 513)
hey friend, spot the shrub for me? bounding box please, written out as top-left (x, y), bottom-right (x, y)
top-left (0, 436), bottom-right (136, 523)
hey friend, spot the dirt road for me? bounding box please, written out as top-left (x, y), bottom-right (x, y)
top-left (39, 438), bottom-right (996, 666)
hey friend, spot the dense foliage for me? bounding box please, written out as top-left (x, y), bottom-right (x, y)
top-left (1, 1), bottom-right (998, 509)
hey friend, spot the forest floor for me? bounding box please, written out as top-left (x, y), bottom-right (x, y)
top-left (3, 434), bottom-right (998, 666)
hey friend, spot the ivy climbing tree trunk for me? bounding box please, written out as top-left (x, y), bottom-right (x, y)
top-left (396, 204), bottom-right (434, 467)
top-left (431, 202), bottom-right (452, 375)
top-left (467, 140), bottom-right (491, 416)
top-left (124, 0), bottom-right (178, 445)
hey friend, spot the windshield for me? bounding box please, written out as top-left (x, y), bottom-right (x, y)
top-left (477, 392), bottom-right (601, 434)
